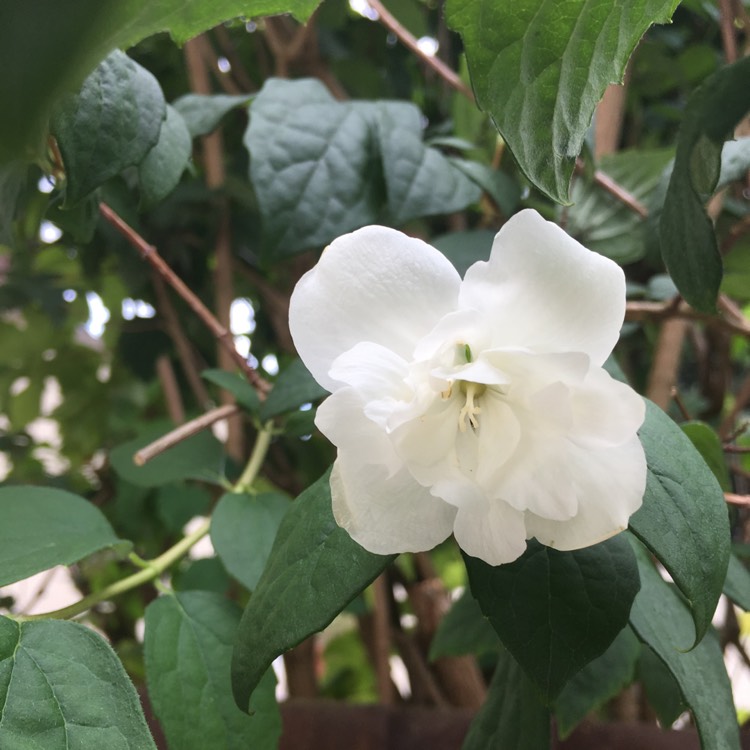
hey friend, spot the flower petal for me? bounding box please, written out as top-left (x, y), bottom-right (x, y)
top-left (460, 209), bottom-right (626, 366)
top-left (523, 436), bottom-right (647, 551)
top-left (453, 496), bottom-right (528, 566)
top-left (289, 225), bottom-right (461, 391)
top-left (315, 388), bottom-right (401, 475)
top-left (569, 369), bottom-right (646, 447)
top-left (331, 451), bottom-right (456, 555)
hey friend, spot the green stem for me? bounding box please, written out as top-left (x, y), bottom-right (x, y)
top-left (16, 424), bottom-right (274, 622)
top-left (234, 421), bottom-right (273, 492)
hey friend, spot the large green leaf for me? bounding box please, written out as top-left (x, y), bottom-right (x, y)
top-left (629, 401), bottom-right (730, 646)
top-left (462, 647), bottom-right (549, 750)
top-left (659, 55), bottom-right (750, 312)
top-left (145, 591), bottom-right (280, 750)
top-left (0, 486), bottom-right (125, 587)
top-left (211, 491), bottom-right (291, 591)
top-left (0, 161), bottom-right (27, 245)
top-left (138, 104), bottom-right (192, 208)
top-left (231, 470), bottom-right (393, 711)
top-left (110, 425), bottom-right (226, 487)
top-left (553, 626), bottom-right (640, 739)
top-left (628, 537), bottom-right (740, 750)
top-left (244, 78), bottom-right (382, 256)
top-left (638, 644), bottom-right (687, 727)
top-left (202, 368), bottom-right (261, 414)
top-left (0, 617), bottom-right (156, 749)
top-left (445, 0), bottom-right (679, 203)
top-left (52, 50), bottom-right (166, 205)
top-left (464, 534), bottom-right (640, 703)
top-left (245, 79), bottom-right (484, 258)
top-left (373, 102), bottom-right (481, 224)
top-left (0, 1), bottom-right (320, 164)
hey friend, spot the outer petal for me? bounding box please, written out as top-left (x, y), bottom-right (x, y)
top-left (315, 389), bottom-right (401, 475)
top-left (289, 225), bottom-right (461, 391)
top-left (569, 369), bottom-right (646, 448)
top-left (331, 451), bottom-right (456, 555)
top-left (524, 436), bottom-right (647, 550)
top-left (453, 497), bottom-right (528, 566)
top-left (460, 209), bottom-right (626, 366)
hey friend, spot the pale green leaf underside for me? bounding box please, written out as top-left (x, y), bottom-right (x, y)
top-left (0, 617), bottom-right (156, 749)
top-left (445, 0), bottom-right (679, 203)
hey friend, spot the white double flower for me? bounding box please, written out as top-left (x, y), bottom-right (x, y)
top-left (290, 209), bottom-right (647, 565)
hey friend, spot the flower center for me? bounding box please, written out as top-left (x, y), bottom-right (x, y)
top-left (457, 380), bottom-right (486, 432)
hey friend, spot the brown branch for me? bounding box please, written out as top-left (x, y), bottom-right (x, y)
top-left (574, 159), bottom-right (649, 219)
top-left (98, 203), bottom-right (270, 396)
top-left (646, 319), bottom-right (689, 410)
top-left (155, 355), bottom-right (186, 424)
top-left (719, 0), bottom-right (739, 64)
top-left (725, 492), bottom-right (750, 507)
top-left (134, 403), bottom-right (239, 466)
top-left (152, 272), bottom-right (212, 409)
top-left (625, 297), bottom-right (750, 338)
top-left (366, 0), bottom-right (474, 101)
top-left (372, 575), bottom-right (396, 704)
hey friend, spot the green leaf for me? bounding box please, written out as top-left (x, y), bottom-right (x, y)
top-left (638, 644), bottom-right (687, 727)
top-left (659, 55), bottom-right (750, 312)
top-left (211, 491), bottom-right (291, 591)
top-left (629, 401), bottom-right (730, 646)
top-left (110, 425), bottom-right (226, 488)
top-left (145, 592), bottom-right (279, 750)
top-left (0, 617), bottom-right (156, 749)
top-left (432, 229), bottom-right (495, 276)
top-left (554, 626), bottom-right (640, 739)
top-left (259, 357), bottom-right (328, 420)
top-left (0, 1), bottom-right (320, 164)
top-left (464, 534), bottom-right (640, 703)
top-left (449, 159), bottom-right (521, 216)
top-left (429, 588), bottom-right (501, 661)
top-left (724, 554), bottom-right (750, 611)
top-left (445, 0), bottom-right (679, 203)
top-left (245, 78), bottom-right (381, 256)
top-left (138, 104), bottom-right (192, 208)
top-left (202, 368), bottom-right (261, 413)
top-left (173, 93), bottom-right (252, 138)
top-left (0, 486), bottom-right (125, 587)
top-left (681, 421), bottom-right (731, 491)
top-left (373, 102), bottom-right (481, 224)
top-left (52, 50), bottom-right (166, 205)
top-left (566, 148), bottom-right (673, 263)
top-left (628, 537), bottom-right (740, 750)
top-left (462, 646), bottom-right (549, 750)
top-left (231, 470), bottom-right (393, 712)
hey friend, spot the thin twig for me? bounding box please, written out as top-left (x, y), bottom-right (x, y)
top-left (725, 492), bottom-right (750, 506)
top-left (625, 298), bottom-right (750, 338)
top-left (134, 404), bottom-right (240, 466)
top-left (575, 159), bottom-right (649, 219)
top-left (155, 355), bottom-right (186, 424)
top-left (98, 202), bottom-right (270, 396)
top-left (670, 387), bottom-right (692, 421)
top-left (366, 0), bottom-right (474, 101)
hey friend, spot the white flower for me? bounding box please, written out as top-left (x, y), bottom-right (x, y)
top-left (289, 209), bottom-right (647, 566)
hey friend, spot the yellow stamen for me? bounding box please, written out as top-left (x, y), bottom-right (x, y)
top-left (458, 381), bottom-right (484, 432)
